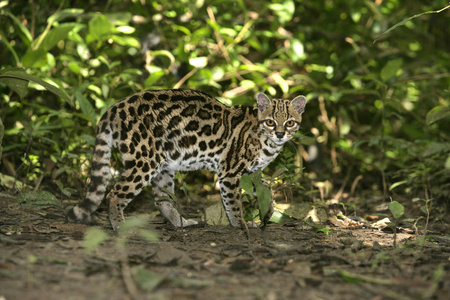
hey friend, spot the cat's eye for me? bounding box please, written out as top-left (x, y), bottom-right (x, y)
top-left (285, 120), bottom-right (296, 127)
top-left (265, 120), bottom-right (276, 127)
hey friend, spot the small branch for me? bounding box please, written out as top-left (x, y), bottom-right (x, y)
top-left (350, 175), bottom-right (363, 198)
top-left (173, 67), bottom-right (199, 89)
top-left (121, 258), bottom-right (140, 300)
top-left (206, 7), bottom-right (244, 81)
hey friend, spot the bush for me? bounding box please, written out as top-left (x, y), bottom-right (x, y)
top-left (1, 0), bottom-right (449, 212)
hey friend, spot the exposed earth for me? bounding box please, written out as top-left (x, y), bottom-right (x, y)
top-left (0, 192), bottom-right (449, 300)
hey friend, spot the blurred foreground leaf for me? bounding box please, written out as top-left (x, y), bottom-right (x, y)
top-left (83, 227), bottom-right (109, 254)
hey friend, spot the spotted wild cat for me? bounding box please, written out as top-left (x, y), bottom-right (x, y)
top-left (66, 89), bottom-right (307, 231)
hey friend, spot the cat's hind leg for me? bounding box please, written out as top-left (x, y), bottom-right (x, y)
top-left (107, 164), bottom-right (151, 232)
top-left (152, 170), bottom-right (198, 227)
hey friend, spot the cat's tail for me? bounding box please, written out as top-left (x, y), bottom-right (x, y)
top-left (66, 118), bottom-right (113, 224)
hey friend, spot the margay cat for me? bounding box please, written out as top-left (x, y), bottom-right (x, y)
top-left (66, 89), bottom-right (306, 231)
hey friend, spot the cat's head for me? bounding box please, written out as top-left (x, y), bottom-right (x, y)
top-left (256, 93), bottom-right (307, 146)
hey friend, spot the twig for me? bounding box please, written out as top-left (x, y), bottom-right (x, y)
top-left (206, 7), bottom-right (244, 81)
top-left (32, 0), bottom-right (66, 50)
top-left (121, 258), bottom-right (140, 300)
top-left (380, 88), bottom-right (393, 201)
top-left (34, 173), bottom-right (44, 191)
top-left (423, 178), bottom-right (432, 235)
top-left (173, 67), bottom-right (199, 89)
top-left (206, 8), bottom-right (230, 65)
top-left (332, 169), bottom-right (351, 202)
top-left (350, 175), bottom-right (363, 198)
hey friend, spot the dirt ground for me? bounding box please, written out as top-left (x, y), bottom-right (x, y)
top-left (0, 193), bottom-right (449, 300)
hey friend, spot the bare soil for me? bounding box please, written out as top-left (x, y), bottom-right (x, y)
top-left (0, 194), bottom-right (449, 300)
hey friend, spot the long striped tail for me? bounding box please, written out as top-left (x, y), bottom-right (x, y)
top-left (66, 119), bottom-right (112, 224)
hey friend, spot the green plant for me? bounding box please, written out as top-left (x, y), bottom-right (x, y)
top-left (305, 219), bottom-right (331, 235)
top-left (387, 200), bottom-right (405, 247)
top-left (412, 197), bottom-right (433, 233)
top-left (240, 170), bottom-right (272, 226)
top-left (83, 215), bottom-right (158, 255)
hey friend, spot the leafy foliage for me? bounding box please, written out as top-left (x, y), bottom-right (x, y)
top-left (0, 0), bottom-right (449, 221)
top-left (240, 170), bottom-right (272, 225)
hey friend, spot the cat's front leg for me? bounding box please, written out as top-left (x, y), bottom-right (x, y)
top-left (218, 175), bottom-right (259, 228)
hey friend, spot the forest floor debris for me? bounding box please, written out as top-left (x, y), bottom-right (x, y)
top-left (0, 195), bottom-right (449, 300)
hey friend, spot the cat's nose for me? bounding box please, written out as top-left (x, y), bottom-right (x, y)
top-left (275, 132), bottom-right (285, 138)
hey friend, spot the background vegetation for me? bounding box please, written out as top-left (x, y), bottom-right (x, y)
top-left (1, 0), bottom-right (449, 220)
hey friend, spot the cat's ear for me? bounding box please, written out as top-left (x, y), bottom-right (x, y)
top-left (291, 95), bottom-right (307, 114)
top-left (257, 93), bottom-right (271, 112)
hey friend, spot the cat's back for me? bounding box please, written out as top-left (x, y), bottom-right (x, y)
top-left (102, 89), bottom-right (236, 128)
top-left (100, 89), bottom-right (256, 151)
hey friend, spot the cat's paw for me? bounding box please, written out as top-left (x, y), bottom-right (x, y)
top-left (181, 218), bottom-right (199, 227)
top-left (65, 206), bottom-right (94, 224)
top-left (245, 221), bottom-right (260, 228)
top-left (169, 217), bottom-right (199, 228)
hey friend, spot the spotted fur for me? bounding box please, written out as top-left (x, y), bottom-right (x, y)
top-left (66, 89), bottom-right (306, 231)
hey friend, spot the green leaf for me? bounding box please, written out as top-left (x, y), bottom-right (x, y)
top-left (0, 69), bottom-right (28, 98)
top-left (389, 180), bottom-right (407, 191)
top-left (0, 68), bottom-right (72, 103)
top-left (268, 0), bottom-right (295, 23)
top-left (423, 142), bottom-right (450, 157)
top-left (272, 73), bottom-right (289, 94)
top-left (119, 215), bottom-right (151, 235)
top-left (1, 10), bottom-right (32, 43)
top-left (269, 210), bottom-right (292, 223)
top-left (445, 155), bottom-right (450, 169)
top-left (426, 106), bottom-right (450, 125)
top-left (81, 134), bottom-right (96, 146)
top-left (115, 26), bottom-right (135, 34)
top-left (83, 227), bottom-right (109, 253)
top-left (291, 38), bottom-right (305, 62)
top-left (67, 61), bottom-right (82, 75)
top-left (380, 59), bottom-right (403, 82)
top-left (255, 183), bottom-right (271, 221)
top-left (189, 56), bottom-right (208, 69)
top-left (21, 48), bottom-right (47, 68)
top-left (148, 50), bottom-right (176, 71)
top-left (133, 267), bottom-right (164, 292)
top-left (431, 264), bottom-right (445, 282)
top-left (271, 166), bottom-right (287, 180)
top-left (47, 8), bottom-right (84, 24)
top-left (110, 35), bottom-right (140, 48)
top-left (38, 24), bottom-right (78, 51)
top-left (54, 180), bottom-right (72, 197)
top-left (75, 90), bottom-right (97, 125)
top-left (240, 174), bottom-right (253, 195)
top-left (138, 229), bottom-right (159, 242)
top-left (144, 70), bottom-right (165, 87)
top-left (240, 80), bottom-right (256, 89)
top-left (388, 201), bottom-right (405, 220)
top-left (87, 13), bottom-right (114, 43)
top-left (298, 135), bottom-right (315, 146)
top-left (338, 270), bottom-right (391, 285)
top-left (249, 170), bottom-right (263, 185)
top-left (243, 170), bottom-right (272, 222)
